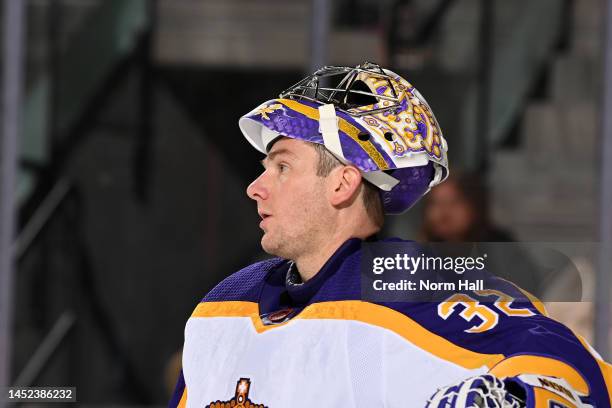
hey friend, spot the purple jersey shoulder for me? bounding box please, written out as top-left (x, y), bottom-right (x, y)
top-left (201, 257), bottom-right (286, 303)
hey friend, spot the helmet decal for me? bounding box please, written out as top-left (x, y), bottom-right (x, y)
top-left (238, 62), bottom-right (449, 214)
top-left (253, 103), bottom-right (284, 121)
top-left (248, 98), bottom-right (394, 171)
top-left (354, 74), bottom-right (444, 161)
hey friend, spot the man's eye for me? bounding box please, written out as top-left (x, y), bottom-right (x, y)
top-left (278, 164), bottom-right (288, 172)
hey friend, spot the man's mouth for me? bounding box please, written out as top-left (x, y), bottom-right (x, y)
top-left (258, 211), bottom-right (271, 229)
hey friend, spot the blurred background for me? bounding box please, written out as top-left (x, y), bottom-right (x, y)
top-left (0, 0), bottom-right (610, 406)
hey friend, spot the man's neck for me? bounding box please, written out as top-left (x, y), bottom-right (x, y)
top-left (293, 239), bottom-right (345, 282)
top-left (293, 226), bottom-right (379, 282)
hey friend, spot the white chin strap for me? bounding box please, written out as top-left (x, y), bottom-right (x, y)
top-left (318, 104), bottom-right (399, 192)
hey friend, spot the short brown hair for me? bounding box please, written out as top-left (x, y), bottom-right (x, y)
top-left (311, 143), bottom-right (385, 227)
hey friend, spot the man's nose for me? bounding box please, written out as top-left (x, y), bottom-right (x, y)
top-left (246, 172), bottom-right (269, 201)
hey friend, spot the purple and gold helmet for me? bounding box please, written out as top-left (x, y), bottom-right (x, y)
top-left (238, 62), bottom-right (449, 214)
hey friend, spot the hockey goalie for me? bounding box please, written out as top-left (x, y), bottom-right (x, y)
top-left (169, 63), bottom-right (612, 408)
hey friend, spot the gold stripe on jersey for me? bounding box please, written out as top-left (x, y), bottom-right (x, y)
top-left (191, 300), bottom-right (504, 370)
top-left (575, 335), bottom-right (612, 407)
top-left (177, 389), bottom-right (187, 408)
top-left (489, 355), bottom-right (589, 395)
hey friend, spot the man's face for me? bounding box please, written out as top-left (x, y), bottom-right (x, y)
top-left (246, 138), bottom-right (332, 259)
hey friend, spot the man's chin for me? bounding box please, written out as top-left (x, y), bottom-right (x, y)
top-left (260, 235), bottom-right (285, 258)
top-left (260, 235), bottom-right (277, 255)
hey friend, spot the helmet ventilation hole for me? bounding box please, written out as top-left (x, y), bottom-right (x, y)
top-left (358, 132), bottom-right (370, 141)
top-left (384, 132), bottom-right (394, 141)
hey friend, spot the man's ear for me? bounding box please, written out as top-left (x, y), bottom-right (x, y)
top-left (328, 166), bottom-right (363, 207)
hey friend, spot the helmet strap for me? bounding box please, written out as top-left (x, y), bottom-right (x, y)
top-left (429, 163), bottom-right (445, 188)
top-left (318, 104), bottom-right (346, 160)
top-left (318, 104), bottom-right (399, 192)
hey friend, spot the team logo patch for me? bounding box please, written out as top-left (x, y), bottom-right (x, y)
top-left (206, 378), bottom-right (267, 408)
top-left (261, 308), bottom-right (295, 325)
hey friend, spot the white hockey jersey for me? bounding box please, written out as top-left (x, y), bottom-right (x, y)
top-left (169, 239), bottom-right (611, 408)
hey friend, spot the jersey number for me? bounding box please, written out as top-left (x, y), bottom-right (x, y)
top-left (438, 289), bottom-right (535, 333)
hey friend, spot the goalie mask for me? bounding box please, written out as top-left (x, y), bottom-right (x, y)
top-left (238, 62), bottom-right (449, 214)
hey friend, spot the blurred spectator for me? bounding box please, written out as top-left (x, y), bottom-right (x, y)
top-left (420, 171), bottom-right (513, 242)
top-left (418, 172), bottom-right (583, 301)
top-left (419, 171), bottom-right (553, 298)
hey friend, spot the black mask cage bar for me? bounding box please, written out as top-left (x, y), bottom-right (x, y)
top-left (278, 62), bottom-right (402, 117)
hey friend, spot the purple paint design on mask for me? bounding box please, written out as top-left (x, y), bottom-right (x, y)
top-left (380, 163), bottom-right (434, 214)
